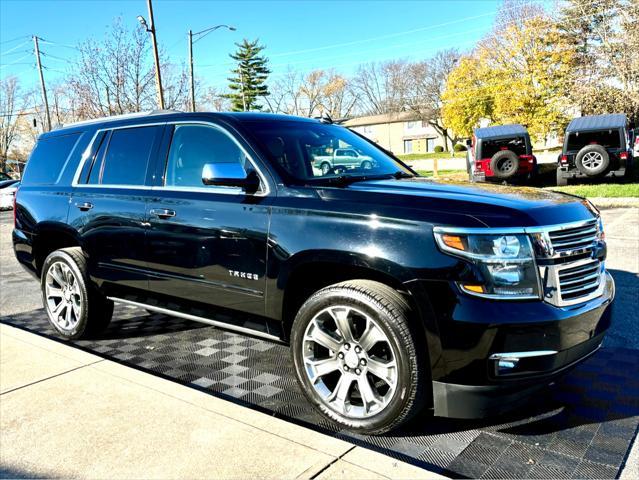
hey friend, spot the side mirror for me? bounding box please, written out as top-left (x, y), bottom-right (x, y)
top-left (202, 163), bottom-right (260, 194)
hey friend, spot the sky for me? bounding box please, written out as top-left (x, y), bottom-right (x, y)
top-left (1, 0), bottom-right (542, 93)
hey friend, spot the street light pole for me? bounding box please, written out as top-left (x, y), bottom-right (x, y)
top-left (187, 24), bottom-right (236, 112)
top-left (142, 0), bottom-right (165, 110)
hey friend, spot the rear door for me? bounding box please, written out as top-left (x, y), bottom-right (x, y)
top-left (144, 122), bottom-right (271, 317)
top-left (68, 124), bottom-right (164, 297)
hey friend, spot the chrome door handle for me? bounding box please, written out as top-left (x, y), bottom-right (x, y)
top-left (150, 208), bottom-right (176, 219)
top-left (75, 202), bottom-right (93, 211)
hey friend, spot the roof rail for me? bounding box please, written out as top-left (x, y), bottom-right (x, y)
top-left (53, 109), bottom-right (183, 130)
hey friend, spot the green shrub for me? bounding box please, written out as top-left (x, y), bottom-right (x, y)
top-left (453, 143), bottom-right (467, 152)
top-left (434, 145), bottom-right (444, 153)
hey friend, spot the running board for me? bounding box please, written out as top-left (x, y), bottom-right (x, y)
top-left (107, 297), bottom-right (282, 342)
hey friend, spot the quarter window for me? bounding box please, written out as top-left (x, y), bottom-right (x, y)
top-left (164, 124), bottom-right (251, 188)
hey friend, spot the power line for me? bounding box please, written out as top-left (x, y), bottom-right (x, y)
top-left (0, 54), bottom-right (32, 69)
top-left (2, 39), bottom-right (31, 55)
top-left (0, 35), bottom-right (30, 46)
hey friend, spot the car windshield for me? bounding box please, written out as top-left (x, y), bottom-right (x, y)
top-left (245, 120), bottom-right (412, 183)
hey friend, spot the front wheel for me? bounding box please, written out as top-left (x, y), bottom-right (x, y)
top-left (290, 280), bottom-right (427, 434)
top-left (41, 248), bottom-right (113, 340)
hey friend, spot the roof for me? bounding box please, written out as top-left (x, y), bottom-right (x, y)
top-left (343, 111), bottom-right (422, 127)
top-left (566, 114), bottom-right (627, 132)
top-left (474, 124), bottom-right (528, 139)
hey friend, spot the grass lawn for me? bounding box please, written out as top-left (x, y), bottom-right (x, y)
top-left (416, 170), bottom-right (468, 180)
top-left (397, 152), bottom-right (466, 161)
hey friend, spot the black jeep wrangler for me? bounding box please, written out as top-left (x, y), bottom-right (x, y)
top-left (557, 114), bottom-right (634, 186)
top-left (467, 124), bottom-right (537, 183)
top-left (14, 111), bottom-right (613, 434)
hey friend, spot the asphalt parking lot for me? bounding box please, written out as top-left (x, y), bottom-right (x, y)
top-left (1, 208), bottom-right (638, 478)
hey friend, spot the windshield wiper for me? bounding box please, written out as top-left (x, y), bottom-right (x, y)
top-left (314, 171), bottom-right (413, 187)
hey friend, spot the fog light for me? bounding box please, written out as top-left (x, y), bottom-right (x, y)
top-left (497, 357), bottom-right (519, 373)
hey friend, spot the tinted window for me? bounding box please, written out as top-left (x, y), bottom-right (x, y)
top-left (22, 132), bottom-right (81, 185)
top-left (86, 132), bottom-right (109, 185)
top-left (99, 126), bottom-right (159, 186)
top-left (164, 125), bottom-right (250, 187)
top-left (480, 136), bottom-right (527, 158)
top-left (566, 130), bottom-right (621, 151)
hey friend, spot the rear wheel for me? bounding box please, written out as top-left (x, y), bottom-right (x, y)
top-left (321, 162), bottom-right (332, 175)
top-left (291, 280), bottom-right (426, 434)
top-left (575, 145), bottom-right (609, 176)
top-left (361, 160), bottom-right (373, 170)
top-left (490, 150), bottom-right (520, 179)
top-left (41, 248), bottom-right (113, 340)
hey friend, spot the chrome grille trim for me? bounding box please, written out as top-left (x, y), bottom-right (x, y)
top-left (541, 257), bottom-right (606, 307)
top-left (548, 219), bottom-right (598, 255)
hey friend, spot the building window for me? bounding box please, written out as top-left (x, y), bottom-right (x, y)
top-left (404, 140), bottom-right (413, 153)
top-left (405, 121), bottom-right (419, 130)
top-left (426, 138), bottom-right (435, 152)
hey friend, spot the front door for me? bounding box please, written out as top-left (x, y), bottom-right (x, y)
top-left (144, 123), bottom-right (271, 317)
top-left (68, 124), bottom-right (164, 297)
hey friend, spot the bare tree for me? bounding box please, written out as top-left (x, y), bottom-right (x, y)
top-left (405, 49), bottom-right (459, 150)
top-left (351, 60), bottom-right (411, 115)
top-left (0, 76), bottom-right (24, 172)
top-left (68, 18), bottom-right (188, 119)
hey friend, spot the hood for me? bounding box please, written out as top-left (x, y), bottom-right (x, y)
top-left (316, 177), bottom-right (597, 228)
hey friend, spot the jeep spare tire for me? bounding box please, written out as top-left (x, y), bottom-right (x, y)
top-left (490, 150), bottom-right (519, 179)
top-left (575, 144), bottom-right (609, 176)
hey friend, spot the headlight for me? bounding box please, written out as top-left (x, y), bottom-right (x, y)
top-left (434, 230), bottom-right (540, 299)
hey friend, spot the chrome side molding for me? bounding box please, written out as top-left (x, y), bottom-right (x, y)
top-left (107, 297), bottom-right (281, 342)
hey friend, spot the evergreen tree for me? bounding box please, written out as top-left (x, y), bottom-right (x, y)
top-left (226, 39), bottom-right (270, 111)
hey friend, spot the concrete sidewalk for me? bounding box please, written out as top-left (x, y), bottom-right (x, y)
top-left (0, 323), bottom-right (445, 479)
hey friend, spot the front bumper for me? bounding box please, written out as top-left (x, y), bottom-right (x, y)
top-left (407, 273), bottom-right (614, 419)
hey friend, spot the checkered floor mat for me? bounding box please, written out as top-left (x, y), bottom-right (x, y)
top-left (2, 305), bottom-right (638, 479)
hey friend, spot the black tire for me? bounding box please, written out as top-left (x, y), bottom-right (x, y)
top-left (290, 280), bottom-right (427, 434)
top-left (556, 168), bottom-right (568, 186)
top-left (490, 150), bottom-right (520, 179)
top-left (361, 160), bottom-right (373, 170)
top-left (41, 247), bottom-right (113, 340)
top-left (575, 144), bottom-right (609, 176)
top-left (320, 162), bottom-right (332, 175)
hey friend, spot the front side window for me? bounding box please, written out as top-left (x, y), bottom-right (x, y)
top-left (246, 121), bottom-right (412, 183)
top-left (164, 124), bottom-right (251, 188)
top-left (88, 126), bottom-right (160, 186)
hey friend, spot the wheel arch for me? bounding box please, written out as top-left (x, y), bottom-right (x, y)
top-left (33, 222), bottom-right (82, 277)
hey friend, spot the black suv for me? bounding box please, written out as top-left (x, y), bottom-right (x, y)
top-left (14, 111), bottom-right (614, 434)
top-left (557, 114), bottom-right (634, 185)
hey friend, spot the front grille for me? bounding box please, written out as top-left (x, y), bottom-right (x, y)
top-left (557, 259), bottom-right (603, 302)
top-left (548, 219), bottom-right (598, 255)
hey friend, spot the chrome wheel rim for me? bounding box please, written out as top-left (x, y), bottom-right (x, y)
top-left (45, 261), bottom-right (82, 331)
top-left (302, 306), bottom-right (398, 419)
top-left (582, 152), bottom-right (603, 170)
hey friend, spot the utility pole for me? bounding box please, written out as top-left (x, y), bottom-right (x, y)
top-left (33, 36), bottom-right (51, 132)
top-left (144, 0), bottom-right (165, 109)
top-left (188, 30), bottom-right (195, 112)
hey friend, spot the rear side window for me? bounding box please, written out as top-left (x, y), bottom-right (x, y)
top-left (87, 126), bottom-right (160, 186)
top-left (567, 130), bottom-right (621, 151)
top-left (480, 136), bottom-right (527, 158)
top-left (22, 132), bottom-right (81, 185)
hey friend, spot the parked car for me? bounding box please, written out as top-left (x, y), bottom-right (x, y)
top-left (466, 124), bottom-right (537, 182)
top-left (0, 179), bottom-right (19, 210)
top-left (14, 111), bottom-right (613, 434)
top-left (313, 147), bottom-right (375, 175)
top-left (557, 114), bottom-right (633, 186)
